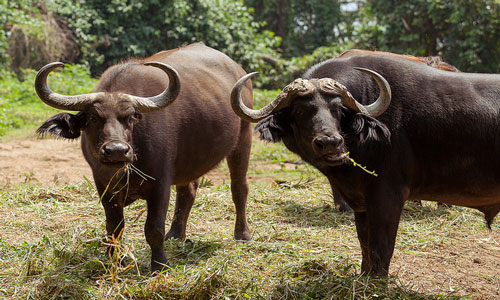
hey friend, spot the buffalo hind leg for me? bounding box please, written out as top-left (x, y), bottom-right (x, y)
top-left (327, 178), bottom-right (352, 212)
top-left (166, 180), bottom-right (199, 241)
top-left (144, 184), bottom-right (171, 273)
top-left (332, 189), bottom-right (352, 213)
top-left (226, 122), bottom-right (252, 241)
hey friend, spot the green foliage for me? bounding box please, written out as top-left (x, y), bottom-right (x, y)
top-left (47, 0), bottom-right (280, 76)
top-left (258, 42), bottom-right (353, 89)
top-left (244, 0), bottom-right (348, 58)
top-left (0, 0), bottom-right (45, 67)
top-left (356, 0), bottom-right (500, 73)
top-left (0, 64), bottom-right (97, 136)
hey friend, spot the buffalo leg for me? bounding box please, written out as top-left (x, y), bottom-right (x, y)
top-left (363, 187), bottom-right (404, 276)
top-left (226, 122), bottom-right (252, 241)
top-left (97, 181), bottom-right (125, 257)
top-left (327, 178), bottom-right (352, 212)
top-left (166, 180), bottom-right (199, 240)
top-left (144, 184), bottom-right (171, 272)
top-left (332, 189), bottom-right (352, 212)
top-left (354, 211), bottom-right (371, 272)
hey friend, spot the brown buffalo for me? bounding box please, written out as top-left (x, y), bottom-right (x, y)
top-left (36, 43), bottom-right (253, 272)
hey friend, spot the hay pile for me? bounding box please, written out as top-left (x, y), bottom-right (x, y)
top-left (7, 7), bottom-right (80, 74)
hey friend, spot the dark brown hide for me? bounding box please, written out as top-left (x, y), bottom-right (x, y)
top-left (338, 49), bottom-right (460, 72)
top-left (235, 53), bottom-right (500, 277)
top-left (329, 49), bottom-right (460, 212)
top-left (37, 43), bottom-right (253, 272)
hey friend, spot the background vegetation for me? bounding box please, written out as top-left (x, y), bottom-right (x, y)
top-left (2, 0), bottom-right (500, 85)
top-left (2, 0), bottom-right (499, 134)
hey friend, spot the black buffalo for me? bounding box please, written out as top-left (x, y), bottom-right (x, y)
top-left (36, 43), bottom-right (253, 272)
top-left (231, 53), bottom-right (500, 276)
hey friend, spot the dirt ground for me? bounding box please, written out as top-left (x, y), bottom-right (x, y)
top-left (1, 137), bottom-right (500, 298)
top-left (0, 137), bottom-right (91, 186)
top-left (0, 136), bottom-right (294, 187)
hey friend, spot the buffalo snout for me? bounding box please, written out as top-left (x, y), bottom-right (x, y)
top-left (312, 135), bottom-right (344, 154)
top-left (100, 141), bottom-right (133, 163)
top-left (312, 135), bottom-right (348, 165)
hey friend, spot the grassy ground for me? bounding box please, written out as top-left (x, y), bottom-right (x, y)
top-left (1, 136), bottom-right (498, 299)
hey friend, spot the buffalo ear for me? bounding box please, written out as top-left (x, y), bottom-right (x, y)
top-left (37, 112), bottom-right (86, 139)
top-left (348, 113), bottom-right (391, 145)
top-left (254, 111), bottom-right (290, 143)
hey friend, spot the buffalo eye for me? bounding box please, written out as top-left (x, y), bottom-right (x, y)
top-left (89, 114), bottom-right (98, 123)
top-left (128, 113), bottom-right (141, 125)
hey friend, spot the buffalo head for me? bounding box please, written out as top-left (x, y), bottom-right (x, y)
top-left (231, 68), bottom-right (391, 169)
top-left (36, 62), bottom-right (180, 168)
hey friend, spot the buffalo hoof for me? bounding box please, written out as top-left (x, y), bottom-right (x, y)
top-left (165, 229), bottom-right (186, 241)
top-left (335, 201), bottom-right (353, 213)
top-left (150, 255), bottom-right (167, 274)
top-left (234, 230), bottom-right (252, 241)
top-left (151, 263), bottom-right (166, 275)
top-left (105, 246), bottom-right (128, 267)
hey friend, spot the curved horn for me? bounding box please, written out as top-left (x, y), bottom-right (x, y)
top-left (231, 73), bottom-right (314, 122)
top-left (230, 72), bottom-right (269, 122)
top-left (35, 62), bottom-right (104, 111)
top-left (132, 61), bottom-right (181, 113)
top-left (343, 67), bottom-right (392, 117)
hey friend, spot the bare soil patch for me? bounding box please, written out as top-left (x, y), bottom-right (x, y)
top-left (0, 136), bottom-right (295, 187)
top-left (0, 137), bottom-right (91, 186)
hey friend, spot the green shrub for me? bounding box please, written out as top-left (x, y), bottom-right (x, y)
top-left (0, 0), bottom-right (42, 67)
top-left (257, 42), bottom-right (354, 89)
top-left (47, 0), bottom-right (280, 77)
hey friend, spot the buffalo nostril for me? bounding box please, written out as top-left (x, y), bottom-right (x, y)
top-left (103, 147), bottom-right (112, 157)
top-left (102, 143), bottom-right (131, 157)
top-left (313, 137), bottom-right (326, 150)
top-left (330, 136), bottom-right (343, 148)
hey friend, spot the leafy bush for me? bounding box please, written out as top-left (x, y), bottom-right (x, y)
top-left (47, 0), bottom-right (280, 76)
top-left (257, 42), bottom-right (354, 89)
top-left (0, 0), bottom-right (42, 67)
top-left (355, 0), bottom-right (500, 73)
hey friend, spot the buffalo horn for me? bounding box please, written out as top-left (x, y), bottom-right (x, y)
top-left (35, 62), bottom-right (104, 111)
top-left (132, 61), bottom-right (181, 113)
top-left (230, 67), bottom-right (391, 123)
top-left (230, 73), bottom-right (315, 122)
top-left (35, 61), bottom-right (181, 113)
top-left (345, 67), bottom-right (392, 117)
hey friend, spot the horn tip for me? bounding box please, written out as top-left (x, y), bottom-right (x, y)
top-left (144, 61), bottom-right (168, 68)
top-left (39, 62), bottom-right (64, 72)
top-left (353, 67), bottom-right (371, 72)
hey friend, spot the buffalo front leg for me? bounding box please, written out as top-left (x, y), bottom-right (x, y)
top-left (97, 182), bottom-right (125, 257)
top-left (145, 185), bottom-right (171, 273)
top-left (165, 180), bottom-right (199, 240)
top-left (226, 122), bottom-right (252, 241)
top-left (364, 187), bottom-right (404, 277)
top-left (354, 211), bottom-right (371, 273)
